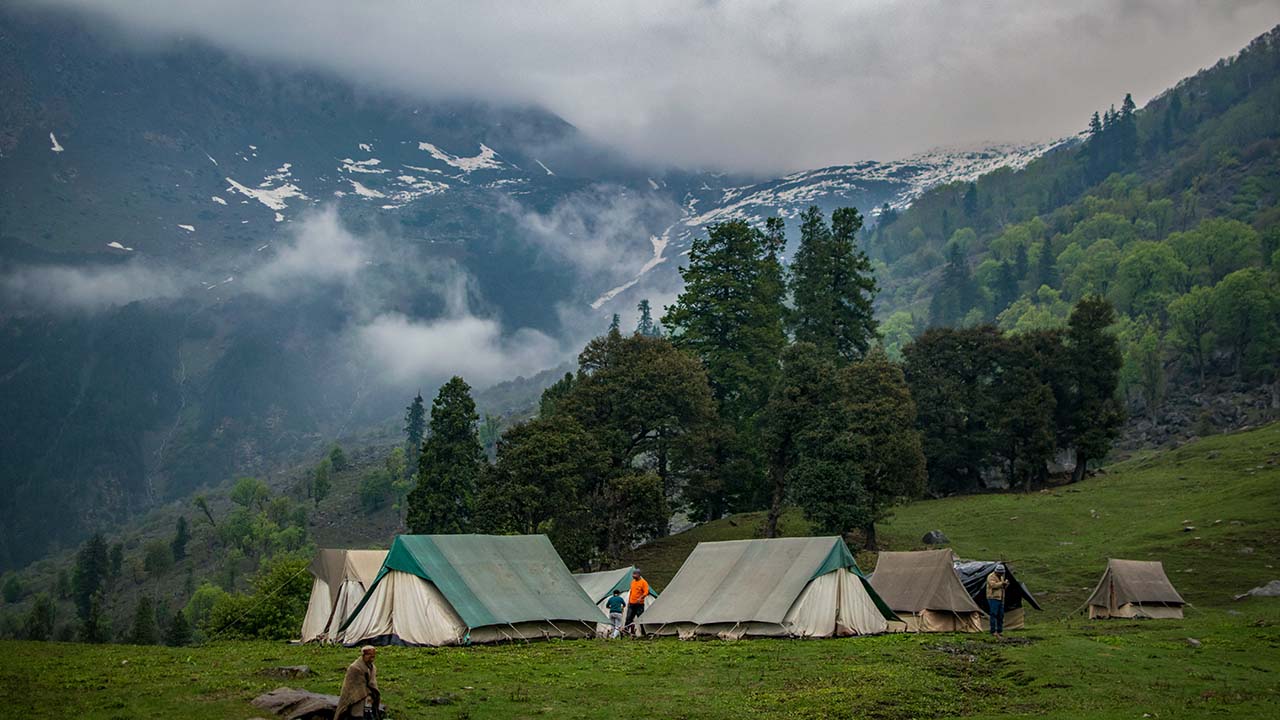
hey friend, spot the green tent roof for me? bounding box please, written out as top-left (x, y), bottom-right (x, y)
top-left (340, 534), bottom-right (606, 631)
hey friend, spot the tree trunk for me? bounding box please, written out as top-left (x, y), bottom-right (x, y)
top-left (1072, 452), bottom-right (1088, 484)
top-left (765, 462), bottom-right (785, 538)
top-left (863, 521), bottom-right (878, 550)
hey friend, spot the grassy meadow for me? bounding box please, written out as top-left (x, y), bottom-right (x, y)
top-left (3, 423), bottom-right (1278, 719)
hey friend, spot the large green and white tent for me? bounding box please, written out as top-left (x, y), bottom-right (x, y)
top-left (639, 537), bottom-right (897, 639)
top-left (300, 548), bottom-right (387, 644)
top-left (338, 534), bottom-right (607, 646)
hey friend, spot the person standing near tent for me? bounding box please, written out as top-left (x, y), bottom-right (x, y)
top-left (625, 568), bottom-right (651, 636)
top-left (335, 646), bottom-right (381, 719)
top-left (987, 565), bottom-right (1009, 638)
top-left (605, 589), bottom-right (626, 638)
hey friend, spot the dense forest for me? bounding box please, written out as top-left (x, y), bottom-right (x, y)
top-left (870, 27), bottom-right (1280, 420)
top-left (2, 25), bottom-right (1278, 648)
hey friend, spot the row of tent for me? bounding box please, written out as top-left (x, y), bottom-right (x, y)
top-left (300, 535), bottom-right (1186, 646)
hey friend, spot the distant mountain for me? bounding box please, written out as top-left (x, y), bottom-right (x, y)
top-left (0, 4), bottom-right (1060, 570)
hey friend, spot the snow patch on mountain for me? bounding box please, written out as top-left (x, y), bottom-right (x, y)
top-left (225, 176), bottom-right (307, 212)
top-left (49, 132), bottom-right (64, 152)
top-left (416, 142), bottom-right (504, 172)
top-left (211, 195), bottom-right (227, 205)
top-left (347, 179), bottom-right (385, 198)
top-left (340, 158), bottom-right (388, 174)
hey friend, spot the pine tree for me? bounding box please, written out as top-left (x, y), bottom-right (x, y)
top-left (929, 244), bottom-right (978, 327)
top-left (962, 183), bottom-right (979, 217)
top-left (1063, 297), bottom-right (1124, 482)
top-left (609, 313), bottom-right (620, 332)
top-left (406, 377), bottom-right (484, 534)
top-left (171, 516), bottom-right (190, 562)
top-left (403, 391), bottom-right (427, 478)
top-left (1035, 240), bottom-right (1058, 289)
top-left (789, 206), bottom-right (879, 363)
top-left (760, 343), bottom-right (836, 537)
top-left (1118, 93), bottom-right (1138, 163)
top-left (80, 591), bottom-right (108, 644)
top-left (312, 460), bottom-right (332, 507)
top-left (128, 596), bottom-right (160, 645)
top-left (73, 533), bottom-right (109, 624)
top-left (662, 219), bottom-right (787, 425)
top-left (635, 299), bottom-right (657, 336)
top-left (164, 610), bottom-right (193, 647)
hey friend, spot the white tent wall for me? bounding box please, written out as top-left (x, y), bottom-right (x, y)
top-left (299, 577), bottom-right (332, 643)
top-left (647, 568), bottom-right (887, 639)
top-left (1089, 603), bottom-right (1184, 619)
top-left (339, 570), bottom-right (469, 646)
top-left (891, 609), bottom-right (985, 633)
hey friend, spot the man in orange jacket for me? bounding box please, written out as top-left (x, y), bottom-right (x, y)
top-left (624, 568), bottom-right (651, 636)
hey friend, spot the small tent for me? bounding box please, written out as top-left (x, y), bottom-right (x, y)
top-left (300, 549), bottom-right (387, 643)
top-left (953, 560), bottom-right (1043, 630)
top-left (573, 566), bottom-right (658, 635)
top-left (639, 537), bottom-right (897, 639)
top-left (870, 549), bottom-right (985, 632)
top-left (338, 534), bottom-right (607, 646)
top-left (1085, 558), bottom-right (1186, 619)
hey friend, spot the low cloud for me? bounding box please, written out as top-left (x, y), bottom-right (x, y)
top-left (355, 312), bottom-right (562, 388)
top-left (28, 0), bottom-right (1280, 172)
top-left (246, 206), bottom-right (368, 295)
top-left (349, 258), bottom-right (566, 387)
top-left (507, 186), bottom-right (680, 286)
top-left (2, 261), bottom-right (182, 312)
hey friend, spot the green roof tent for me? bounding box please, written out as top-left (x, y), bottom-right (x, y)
top-left (338, 534), bottom-right (607, 646)
top-left (639, 537), bottom-right (898, 639)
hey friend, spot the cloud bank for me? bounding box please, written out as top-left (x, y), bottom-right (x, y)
top-left (1, 261), bottom-right (182, 311)
top-left (28, 0), bottom-right (1280, 172)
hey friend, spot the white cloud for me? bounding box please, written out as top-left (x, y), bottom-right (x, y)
top-left (246, 206), bottom-right (367, 295)
top-left (29, 0), bottom-right (1280, 172)
top-left (355, 312), bottom-right (563, 388)
top-left (506, 187), bottom-right (678, 284)
top-left (2, 261), bottom-right (181, 312)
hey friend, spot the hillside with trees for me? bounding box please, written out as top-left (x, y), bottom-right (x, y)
top-left (869, 27), bottom-right (1280, 434)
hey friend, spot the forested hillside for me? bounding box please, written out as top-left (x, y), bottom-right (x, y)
top-left (870, 26), bottom-right (1280, 421)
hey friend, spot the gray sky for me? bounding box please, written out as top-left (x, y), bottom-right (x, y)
top-left (31, 0), bottom-right (1280, 173)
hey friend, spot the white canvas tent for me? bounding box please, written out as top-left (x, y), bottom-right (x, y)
top-left (573, 566), bottom-right (656, 636)
top-left (639, 537), bottom-right (897, 639)
top-left (1086, 558), bottom-right (1186, 619)
top-left (338, 534), bottom-right (607, 646)
top-left (869, 549), bottom-right (986, 632)
top-left (300, 549), bottom-right (386, 643)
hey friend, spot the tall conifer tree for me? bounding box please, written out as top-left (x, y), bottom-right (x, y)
top-left (406, 377), bottom-right (484, 534)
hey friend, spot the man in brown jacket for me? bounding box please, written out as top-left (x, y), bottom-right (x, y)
top-left (986, 565), bottom-right (1009, 638)
top-left (335, 646), bottom-right (380, 719)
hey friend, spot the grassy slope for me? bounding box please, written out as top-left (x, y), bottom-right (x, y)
top-left (3, 424), bottom-right (1278, 719)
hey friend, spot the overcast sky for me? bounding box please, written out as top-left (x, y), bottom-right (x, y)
top-left (31, 0), bottom-right (1280, 173)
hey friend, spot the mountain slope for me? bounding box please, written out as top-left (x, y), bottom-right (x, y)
top-left (0, 5), bottom-right (1057, 570)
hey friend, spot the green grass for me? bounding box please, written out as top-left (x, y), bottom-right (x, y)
top-left (4, 424), bottom-right (1278, 719)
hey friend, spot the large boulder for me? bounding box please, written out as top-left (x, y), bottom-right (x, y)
top-left (921, 530), bottom-right (950, 545)
top-left (251, 687), bottom-right (386, 720)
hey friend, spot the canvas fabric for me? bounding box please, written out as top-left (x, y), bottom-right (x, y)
top-left (1089, 602), bottom-right (1184, 619)
top-left (870, 550), bottom-right (984, 613)
top-left (339, 534), bottom-right (606, 646)
top-left (647, 568), bottom-right (888, 639)
top-left (300, 549), bottom-right (387, 643)
top-left (639, 537), bottom-right (895, 638)
top-left (1086, 559), bottom-right (1186, 610)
